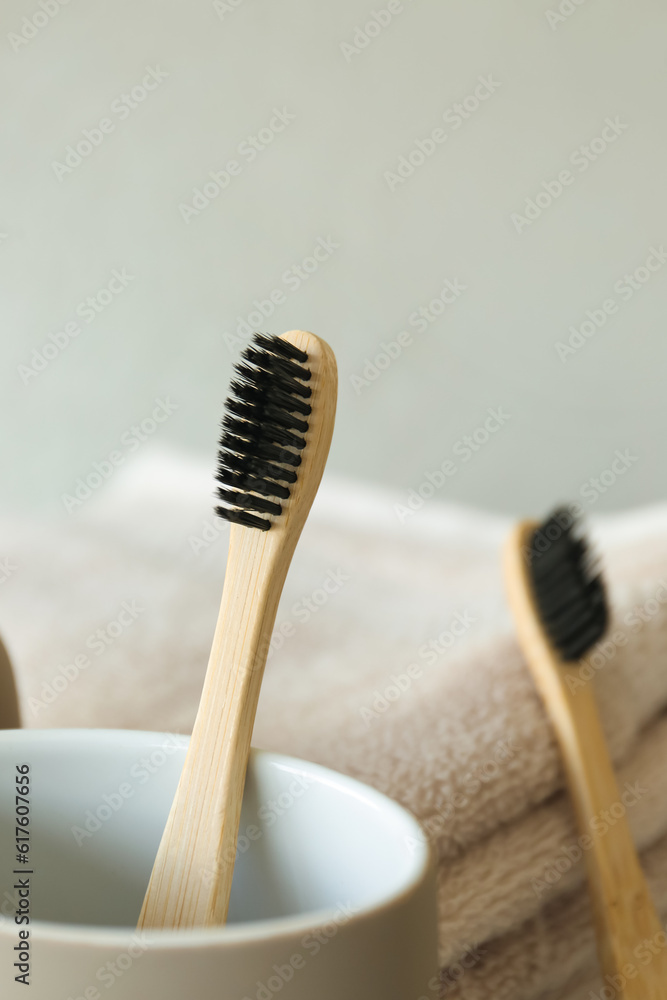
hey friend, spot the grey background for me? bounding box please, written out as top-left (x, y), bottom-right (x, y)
top-left (1, 0), bottom-right (663, 516)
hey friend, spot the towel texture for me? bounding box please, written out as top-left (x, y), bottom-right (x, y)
top-left (2, 449), bottom-right (667, 1000)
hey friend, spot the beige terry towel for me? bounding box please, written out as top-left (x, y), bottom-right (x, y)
top-left (2, 449), bottom-right (667, 1000)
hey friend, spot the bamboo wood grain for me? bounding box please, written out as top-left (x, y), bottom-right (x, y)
top-left (138, 330), bottom-right (337, 930)
top-left (505, 522), bottom-right (667, 999)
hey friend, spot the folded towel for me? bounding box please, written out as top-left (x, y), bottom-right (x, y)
top-left (2, 448), bottom-right (667, 1000)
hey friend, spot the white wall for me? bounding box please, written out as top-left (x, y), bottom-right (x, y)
top-left (1, 0), bottom-right (664, 516)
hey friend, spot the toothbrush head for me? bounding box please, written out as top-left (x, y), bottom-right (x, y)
top-left (528, 507), bottom-right (608, 661)
top-left (215, 333), bottom-right (312, 531)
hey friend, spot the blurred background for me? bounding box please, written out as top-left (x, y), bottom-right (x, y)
top-left (1, 0), bottom-right (663, 516)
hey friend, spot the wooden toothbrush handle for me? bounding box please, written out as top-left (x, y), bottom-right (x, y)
top-left (505, 523), bottom-right (667, 999)
top-left (138, 525), bottom-right (291, 930)
top-left (558, 681), bottom-right (667, 998)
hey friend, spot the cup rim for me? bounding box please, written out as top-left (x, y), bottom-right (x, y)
top-left (0, 728), bottom-right (433, 950)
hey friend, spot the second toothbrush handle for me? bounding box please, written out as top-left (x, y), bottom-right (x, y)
top-left (557, 678), bottom-right (667, 997)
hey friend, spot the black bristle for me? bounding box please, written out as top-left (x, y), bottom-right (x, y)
top-left (215, 507), bottom-right (272, 531)
top-left (215, 333), bottom-right (310, 530)
top-left (253, 333), bottom-right (308, 364)
top-left (236, 362), bottom-right (312, 400)
top-left (222, 413), bottom-right (306, 451)
top-left (220, 433), bottom-right (302, 468)
top-left (528, 506), bottom-right (609, 661)
top-left (216, 468), bottom-right (291, 501)
top-left (242, 346), bottom-right (312, 383)
top-left (230, 379), bottom-right (312, 416)
top-left (216, 488), bottom-right (282, 517)
top-left (222, 451), bottom-right (298, 485)
top-left (227, 397), bottom-right (309, 434)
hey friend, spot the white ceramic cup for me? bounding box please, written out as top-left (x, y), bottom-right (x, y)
top-left (0, 729), bottom-right (437, 1000)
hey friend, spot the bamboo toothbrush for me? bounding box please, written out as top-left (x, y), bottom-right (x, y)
top-left (504, 508), bottom-right (667, 999)
top-left (139, 330), bottom-right (337, 930)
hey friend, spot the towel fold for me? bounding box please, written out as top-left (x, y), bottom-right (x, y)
top-left (3, 449), bottom-right (667, 1000)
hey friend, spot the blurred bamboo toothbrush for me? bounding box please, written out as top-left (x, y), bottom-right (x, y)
top-left (504, 508), bottom-right (667, 1000)
top-left (139, 330), bottom-right (337, 930)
